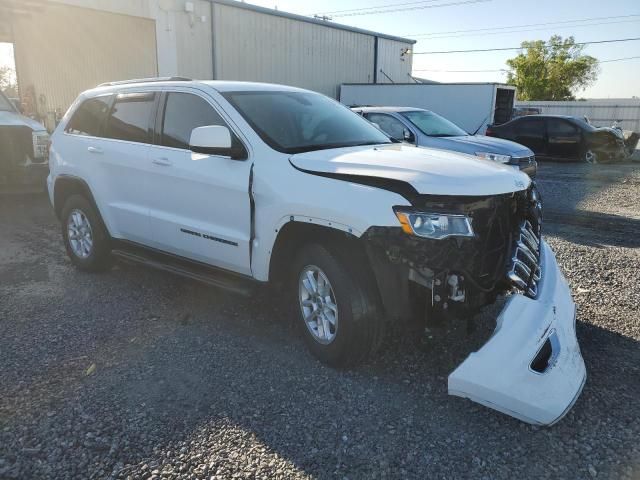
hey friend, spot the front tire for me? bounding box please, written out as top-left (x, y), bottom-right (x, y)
top-left (291, 243), bottom-right (384, 367)
top-left (61, 194), bottom-right (112, 272)
top-left (584, 149), bottom-right (598, 164)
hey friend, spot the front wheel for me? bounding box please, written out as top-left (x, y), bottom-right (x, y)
top-left (291, 244), bottom-right (384, 367)
top-left (584, 149), bottom-right (598, 164)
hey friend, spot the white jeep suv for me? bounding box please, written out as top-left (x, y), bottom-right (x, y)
top-left (48, 78), bottom-right (585, 425)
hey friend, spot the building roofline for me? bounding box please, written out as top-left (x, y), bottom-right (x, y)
top-left (342, 82), bottom-right (514, 87)
top-left (209, 0), bottom-right (416, 44)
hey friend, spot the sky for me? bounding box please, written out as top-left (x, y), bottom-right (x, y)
top-left (1, 0), bottom-right (638, 98)
top-left (247, 0), bottom-right (640, 98)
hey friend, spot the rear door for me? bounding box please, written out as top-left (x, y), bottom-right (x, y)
top-left (97, 92), bottom-right (157, 244)
top-left (146, 89), bottom-right (253, 275)
top-left (546, 118), bottom-right (581, 160)
top-left (513, 117), bottom-right (547, 156)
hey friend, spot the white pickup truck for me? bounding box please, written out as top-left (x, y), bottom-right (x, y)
top-left (48, 78), bottom-right (585, 425)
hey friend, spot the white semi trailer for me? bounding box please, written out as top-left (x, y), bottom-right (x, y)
top-left (340, 82), bottom-right (516, 135)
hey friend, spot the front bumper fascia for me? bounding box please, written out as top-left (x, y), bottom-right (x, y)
top-left (448, 240), bottom-right (586, 425)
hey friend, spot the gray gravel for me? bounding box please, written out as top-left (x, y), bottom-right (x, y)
top-left (1, 162), bottom-right (639, 480)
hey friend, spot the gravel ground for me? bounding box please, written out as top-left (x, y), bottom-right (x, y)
top-left (1, 162), bottom-right (639, 480)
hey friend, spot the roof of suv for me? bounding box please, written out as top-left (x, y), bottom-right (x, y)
top-left (351, 106), bottom-right (426, 113)
top-left (88, 79), bottom-right (311, 97)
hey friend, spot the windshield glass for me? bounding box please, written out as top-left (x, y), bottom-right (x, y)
top-left (401, 110), bottom-right (468, 137)
top-left (0, 91), bottom-right (15, 112)
top-left (221, 91), bottom-right (392, 154)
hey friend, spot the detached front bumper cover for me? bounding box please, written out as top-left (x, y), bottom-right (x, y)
top-left (448, 240), bottom-right (586, 425)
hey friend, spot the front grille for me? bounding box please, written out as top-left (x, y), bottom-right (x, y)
top-left (507, 220), bottom-right (542, 298)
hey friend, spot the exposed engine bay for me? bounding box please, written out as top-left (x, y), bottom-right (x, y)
top-left (363, 184), bottom-right (544, 327)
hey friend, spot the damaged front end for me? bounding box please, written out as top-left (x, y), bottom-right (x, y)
top-left (363, 184), bottom-right (586, 425)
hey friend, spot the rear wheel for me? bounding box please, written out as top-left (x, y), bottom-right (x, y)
top-left (61, 195), bottom-right (112, 272)
top-left (291, 243), bottom-right (384, 367)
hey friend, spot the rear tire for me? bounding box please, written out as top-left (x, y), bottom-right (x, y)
top-left (290, 243), bottom-right (384, 367)
top-left (61, 194), bottom-right (112, 272)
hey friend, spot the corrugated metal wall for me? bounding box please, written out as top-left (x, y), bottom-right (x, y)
top-left (13, 2), bottom-right (157, 128)
top-left (174, 1), bottom-right (213, 80)
top-left (212, 3), bottom-right (376, 98)
top-left (377, 38), bottom-right (412, 84)
top-left (516, 100), bottom-right (640, 132)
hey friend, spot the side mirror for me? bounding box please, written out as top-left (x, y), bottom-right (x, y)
top-left (403, 129), bottom-right (415, 143)
top-left (189, 125), bottom-right (246, 160)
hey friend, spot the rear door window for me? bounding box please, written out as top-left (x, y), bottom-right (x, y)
top-left (160, 92), bottom-right (227, 149)
top-left (65, 96), bottom-right (112, 137)
top-left (104, 92), bottom-right (156, 144)
top-left (516, 118), bottom-right (545, 136)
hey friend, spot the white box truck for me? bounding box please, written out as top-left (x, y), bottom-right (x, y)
top-left (340, 82), bottom-right (516, 135)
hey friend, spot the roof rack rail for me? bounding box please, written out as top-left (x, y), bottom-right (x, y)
top-left (98, 77), bottom-right (192, 87)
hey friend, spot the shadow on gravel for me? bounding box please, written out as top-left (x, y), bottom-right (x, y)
top-left (545, 209), bottom-right (640, 248)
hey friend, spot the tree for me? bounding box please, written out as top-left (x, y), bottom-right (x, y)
top-left (0, 65), bottom-right (18, 98)
top-left (506, 35), bottom-right (599, 101)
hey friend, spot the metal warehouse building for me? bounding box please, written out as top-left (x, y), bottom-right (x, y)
top-left (0, 0), bottom-right (415, 129)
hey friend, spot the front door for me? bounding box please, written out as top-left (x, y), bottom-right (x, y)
top-left (146, 90), bottom-right (253, 275)
top-left (546, 118), bottom-right (581, 160)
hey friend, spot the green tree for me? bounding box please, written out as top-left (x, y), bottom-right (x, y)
top-left (506, 35), bottom-right (599, 101)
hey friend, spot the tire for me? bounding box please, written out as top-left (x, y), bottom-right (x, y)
top-left (61, 194), bottom-right (112, 272)
top-left (584, 149), bottom-right (598, 164)
top-left (290, 243), bottom-right (384, 368)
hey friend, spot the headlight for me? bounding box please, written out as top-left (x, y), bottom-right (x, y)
top-left (32, 131), bottom-right (50, 159)
top-left (394, 209), bottom-right (474, 240)
top-left (475, 152), bottom-right (511, 164)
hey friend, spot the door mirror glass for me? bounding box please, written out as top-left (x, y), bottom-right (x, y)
top-left (189, 125), bottom-right (245, 159)
top-left (403, 128), bottom-right (415, 142)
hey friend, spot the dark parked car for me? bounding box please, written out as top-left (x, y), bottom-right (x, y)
top-left (486, 115), bottom-right (632, 163)
top-left (0, 90), bottom-right (49, 189)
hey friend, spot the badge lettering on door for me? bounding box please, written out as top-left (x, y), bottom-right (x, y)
top-left (180, 228), bottom-right (238, 247)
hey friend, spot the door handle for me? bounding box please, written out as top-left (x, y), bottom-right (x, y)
top-left (152, 157), bottom-right (172, 166)
top-left (87, 146), bottom-right (103, 154)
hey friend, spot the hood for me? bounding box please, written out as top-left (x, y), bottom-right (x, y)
top-left (290, 144), bottom-right (531, 196)
top-left (438, 135), bottom-right (533, 157)
top-left (595, 126), bottom-right (624, 139)
top-left (0, 110), bottom-right (47, 131)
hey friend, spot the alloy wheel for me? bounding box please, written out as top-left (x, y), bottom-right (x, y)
top-left (67, 209), bottom-right (94, 258)
top-left (298, 265), bottom-right (339, 345)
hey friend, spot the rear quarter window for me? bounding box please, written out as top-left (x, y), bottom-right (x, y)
top-left (65, 96), bottom-right (112, 137)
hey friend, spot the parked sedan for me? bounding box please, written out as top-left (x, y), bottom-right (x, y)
top-left (352, 106), bottom-right (537, 177)
top-left (485, 114), bottom-right (630, 163)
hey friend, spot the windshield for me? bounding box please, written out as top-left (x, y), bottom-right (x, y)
top-left (221, 91), bottom-right (392, 154)
top-left (401, 110), bottom-right (468, 137)
top-left (0, 91), bottom-right (15, 112)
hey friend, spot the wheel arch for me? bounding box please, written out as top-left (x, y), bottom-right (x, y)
top-left (53, 175), bottom-right (100, 221)
top-left (268, 221), bottom-right (373, 289)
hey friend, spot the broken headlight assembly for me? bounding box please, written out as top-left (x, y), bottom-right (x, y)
top-left (394, 208), bottom-right (474, 240)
